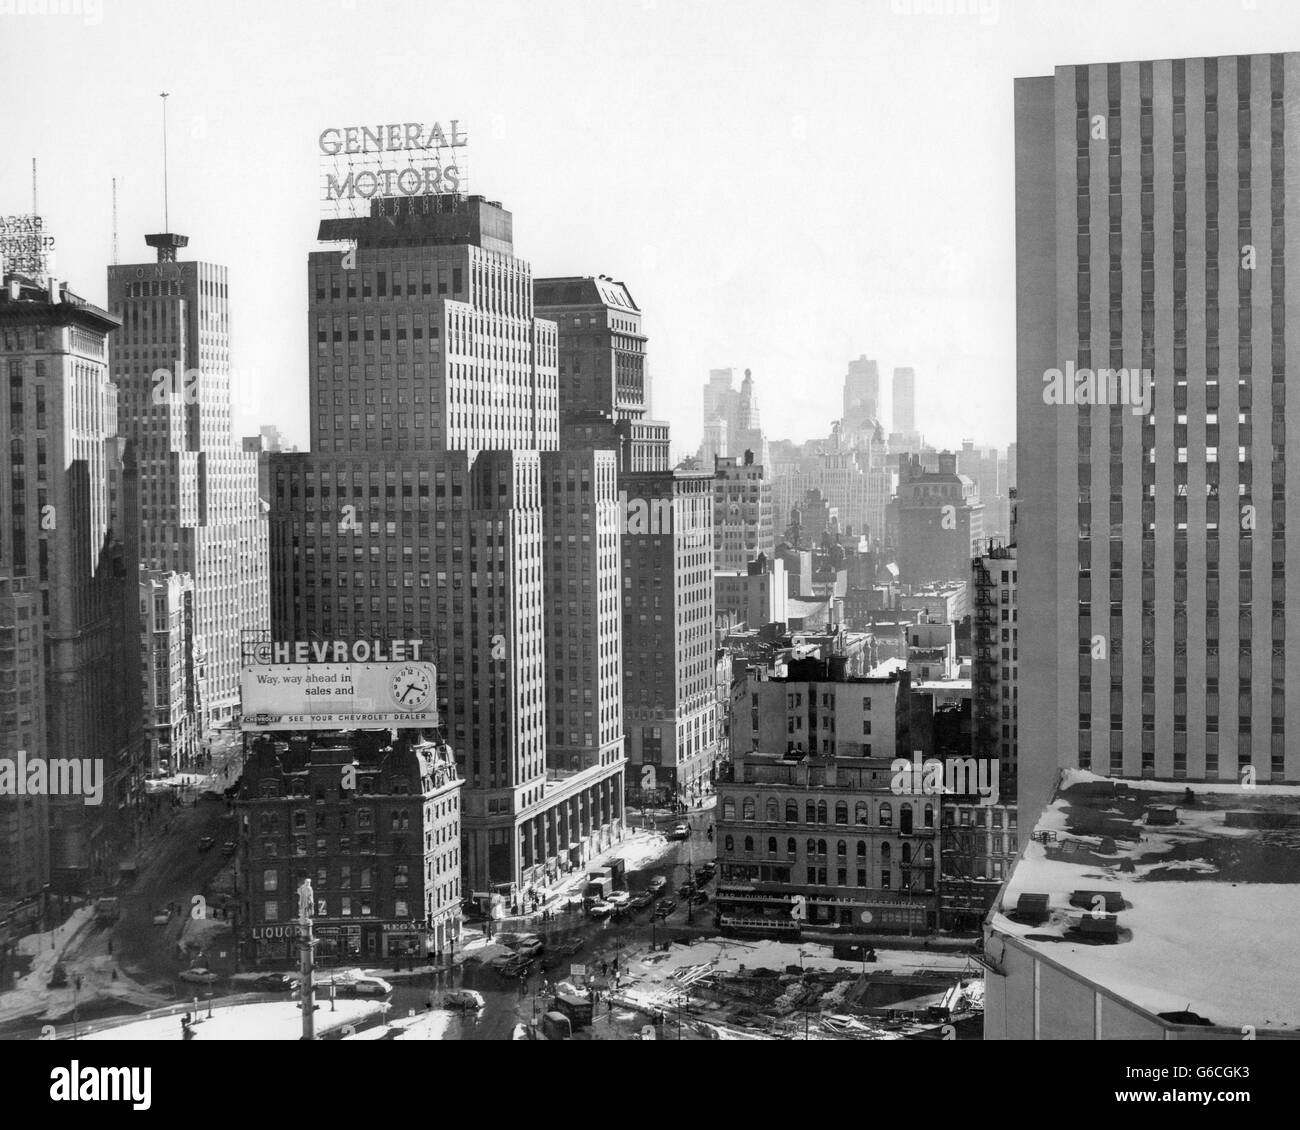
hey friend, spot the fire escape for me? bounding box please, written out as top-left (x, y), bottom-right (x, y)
top-left (972, 560), bottom-right (999, 767)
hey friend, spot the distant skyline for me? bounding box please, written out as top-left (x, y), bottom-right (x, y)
top-left (2, 0), bottom-right (1297, 457)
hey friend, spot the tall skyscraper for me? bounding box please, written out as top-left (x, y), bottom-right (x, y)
top-left (0, 274), bottom-right (142, 889)
top-left (271, 194), bottom-right (624, 895)
top-left (622, 468), bottom-right (716, 804)
top-left (1016, 53), bottom-right (1300, 824)
top-left (107, 236), bottom-right (268, 734)
top-left (843, 355), bottom-right (880, 431)
top-left (892, 366), bottom-right (915, 435)
top-left (700, 366), bottom-right (768, 469)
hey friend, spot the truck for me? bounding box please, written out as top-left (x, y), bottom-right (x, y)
top-left (584, 875), bottom-right (613, 901)
top-left (553, 992), bottom-right (594, 1029)
top-left (94, 897), bottom-right (120, 925)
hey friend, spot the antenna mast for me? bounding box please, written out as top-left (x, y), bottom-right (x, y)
top-left (160, 92), bottom-right (170, 230)
top-left (32, 157), bottom-right (37, 215)
top-left (112, 177), bottom-right (118, 265)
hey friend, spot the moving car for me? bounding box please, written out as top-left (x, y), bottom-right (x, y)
top-left (220, 841), bottom-right (236, 857)
top-left (647, 876), bottom-right (668, 896)
top-left (444, 989), bottom-right (486, 1011)
top-left (515, 937), bottom-right (545, 959)
top-left (654, 898), bottom-right (677, 918)
top-left (667, 823), bottom-right (691, 841)
top-left (197, 836), bottom-right (215, 853)
top-left (178, 967), bottom-right (220, 985)
top-left (556, 937), bottom-right (585, 956)
top-left (349, 976), bottom-right (393, 996)
top-left (677, 881), bottom-right (696, 898)
top-left (588, 901), bottom-right (616, 920)
top-left (629, 891), bottom-right (654, 911)
top-left (605, 891), bottom-right (632, 909)
top-left (252, 973), bottom-right (297, 993)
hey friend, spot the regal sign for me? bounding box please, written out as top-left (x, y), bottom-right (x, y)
top-left (319, 120), bottom-right (468, 212)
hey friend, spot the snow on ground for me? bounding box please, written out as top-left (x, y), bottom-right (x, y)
top-left (345, 1009), bottom-right (454, 1040)
top-left (79, 998), bottom-right (385, 1040)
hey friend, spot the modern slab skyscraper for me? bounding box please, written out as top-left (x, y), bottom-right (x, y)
top-left (270, 194), bottom-right (625, 895)
top-left (107, 235), bottom-right (269, 735)
top-left (1016, 54), bottom-right (1300, 824)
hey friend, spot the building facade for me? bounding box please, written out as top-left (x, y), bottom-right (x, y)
top-left (972, 541), bottom-right (1019, 794)
top-left (236, 729), bottom-right (462, 963)
top-left (269, 194), bottom-right (624, 896)
top-left (139, 568), bottom-right (201, 774)
top-left (0, 275), bottom-right (142, 890)
top-left (713, 451), bottom-right (774, 572)
top-left (107, 238), bottom-right (269, 729)
top-left (895, 451), bottom-right (984, 588)
top-left (1015, 53), bottom-right (1300, 824)
top-left (622, 468), bottom-right (717, 804)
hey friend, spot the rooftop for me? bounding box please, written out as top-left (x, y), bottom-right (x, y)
top-left (988, 770), bottom-right (1300, 1033)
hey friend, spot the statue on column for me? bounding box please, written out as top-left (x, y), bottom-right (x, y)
top-left (298, 878), bottom-right (314, 926)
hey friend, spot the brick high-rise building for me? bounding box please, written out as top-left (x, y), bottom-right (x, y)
top-left (0, 274), bottom-right (142, 889)
top-left (0, 577), bottom-right (46, 901)
top-left (622, 468), bottom-right (716, 804)
top-left (107, 236), bottom-right (268, 729)
top-left (843, 355), bottom-right (880, 431)
top-left (270, 194), bottom-right (624, 898)
top-left (713, 450), bottom-right (774, 572)
top-left (1015, 53), bottom-right (1300, 824)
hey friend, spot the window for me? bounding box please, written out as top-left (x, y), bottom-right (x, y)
top-left (742, 797), bottom-right (755, 821)
top-left (724, 835), bottom-right (734, 852)
top-left (744, 836), bottom-right (754, 853)
top-left (834, 801), bottom-right (848, 825)
top-left (767, 836), bottom-right (777, 855)
top-left (900, 804), bottom-right (913, 835)
top-left (722, 798), bottom-right (735, 821)
top-left (805, 801), bottom-right (816, 824)
top-left (879, 803), bottom-right (892, 827)
top-left (264, 901), bottom-right (279, 921)
top-left (766, 798), bottom-right (779, 822)
top-left (786, 837), bottom-right (797, 856)
top-left (836, 840), bottom-right (847, 857)
top-left (924, 804), bottom-right (934, 828)
top-left (856, 841), bottom-right (867, 859)
top-left (785, 799), bottom-right (798, 822)
top-left (262, 869), bottom-right (278, 892)
top-left (855, 801), bottom-right (869, 825)
top-left (816, 800), bottom-right (827, 824)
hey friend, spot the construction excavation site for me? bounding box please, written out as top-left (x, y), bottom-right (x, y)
top-left (609, 937), bottom-right (985, 1040)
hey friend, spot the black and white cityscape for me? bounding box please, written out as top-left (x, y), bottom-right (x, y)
top-left (0, 0), bottom-right (1297, 1088)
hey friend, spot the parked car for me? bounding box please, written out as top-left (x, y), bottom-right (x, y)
top-left (515, 937), bottom-right (545, 959)
top-left (349, 976), bottom-right (393, 996)
top-left (605, 891), bottom-right (632, 908)
top-left (178, 967), bottom-right (219, 985)
top-left (556, 937), bottom-right (584, 956)
top-left (252, 973), bottom-right (297, 993)
top-left (197, 836), bottom-right (215, 853)
top-left (589, 901), bottom-right (616, 920)
top-left (220, 841), bottom-right (236, 857)
top-left (647, 876), bottom-right (668, 896)
top-left (654, 898), bottom-right (677, 918)
top-left (444, 989), bottom-right (486, 1011)
top-left (668, 823), bottom-right (691, 841)
top-left (677, 881), bottom-right (696, 898)
top-left (629, 891), bottom-right (654, 911)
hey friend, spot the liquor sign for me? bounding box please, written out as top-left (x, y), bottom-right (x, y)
top-left (239, 660), bottom-right (438, 731)
top-left (318, 120), bottom-right (468, 219)
top-left (0, 215), bottom-right (55, 281)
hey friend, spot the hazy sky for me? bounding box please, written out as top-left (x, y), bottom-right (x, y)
top-left (2, 0), bottom-right (1296, 458)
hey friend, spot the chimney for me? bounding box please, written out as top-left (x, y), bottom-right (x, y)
top-left (744, 449), bottom-right (754, 466)
top-left (938, 450), bottom-right (958, 475)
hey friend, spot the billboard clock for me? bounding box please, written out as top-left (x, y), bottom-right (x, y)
top-left (390, 664), bottom-right (434, 711)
